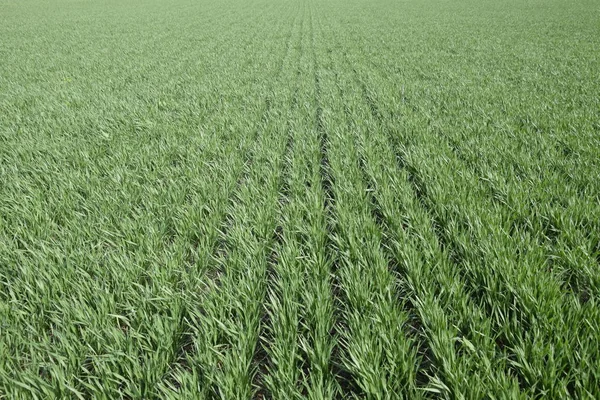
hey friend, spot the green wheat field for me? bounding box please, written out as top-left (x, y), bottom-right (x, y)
top-left (1, 0), bottom-right (599, 398)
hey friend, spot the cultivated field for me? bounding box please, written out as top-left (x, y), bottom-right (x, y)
top-left (1, 0), bottom-right (599, 398)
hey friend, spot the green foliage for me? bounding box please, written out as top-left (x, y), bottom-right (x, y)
top-left (1, 0), bottom-right (599, 398)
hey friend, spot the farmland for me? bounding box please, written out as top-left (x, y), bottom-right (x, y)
top-left (1, 0), bottom-right (599, 397)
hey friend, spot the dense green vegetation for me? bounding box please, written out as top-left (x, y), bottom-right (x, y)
top-left (1, 0), bottom-right (599, 398)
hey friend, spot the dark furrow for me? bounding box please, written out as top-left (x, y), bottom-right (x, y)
top-left (348, 68), bottom-right (473, 294)
top-left (344, 84), bottom-right (430, 367)
top-left (346, 56), bottom-right (452, 380)
top-left (65, 9), bottom-right (284, 396)
top-left (308, 7), bottom-right (357, 398)
top-left (205, 0), bottom-right (299, 297)
top-left (159, 122), bottom-right (263, 395)
top-left (159, 9), bottom-right (302, 395)
top-left (340, 56), bottom-right (525, 396)
top-left (413, 99), bottom-right (599, 303)
top-left (252, 82), bottom-right (298, 400)
top-left (345, 64), bottom-right (600, 396)
top-left (355, 150), bottom-right (434, 389)
top-left (251, 6), bottom-right (305, 398)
